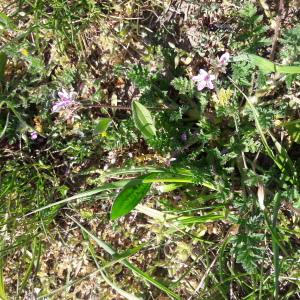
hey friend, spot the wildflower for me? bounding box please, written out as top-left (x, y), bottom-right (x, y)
top-left (218, 52), bottom-right (230, 66)
top-left (58, 89), bottom-right (76, 102)
top-left (20, 48), bottom-right (29, 57)
top-left (30, 131), bottom-right (38, 140)
top-left (192, 69), bottom-right (216, 91)
top-left (52, 89), bottom-right (77, 113)
top-left (181, 132), bottom-right (187, 141)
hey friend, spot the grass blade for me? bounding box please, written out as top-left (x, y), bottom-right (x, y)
top-left (272, 193), bottom-right (281, 300)
top-left (70, 216), bottom-right (181, 300)
top-left (0, 245), bottom-right (8, 300)
top-left (100, 270), bottom-right (142, 300)
top-left (0, 52), bottom-right (7, 84)
top-left (19, 239), bottom-right (41, 293)
top-left (176, 213), bottom-right (225, 225)
top-left (228, 77), bottom-right (298, 185)
top-left (38, 242), bottom-right (145, 299)
top-left (0, 112), bottom-right (9, 140)
top-left (26, 180), bottom-right (130, 216)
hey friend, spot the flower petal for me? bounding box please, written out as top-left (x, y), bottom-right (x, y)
top-left (52, 103), bottom-right (60, 113)
top-left (219, 52), bottom-right (230, 65)
top-left (30, 131), bottom-right (38, 140)
top-left (52, 100), bottom-right (72, 113)
top-left (209, 74), bottom-right (216, 81)
top-left (58, 92), bottom-right (69, 101)
top-left (58, 89), bottom-right (76, 101)
top-left (197, 80), bottom-right (207, 91)
top-left (192, 75), bottom-right (201, 82)
top-left (199, 69), bottom-right (208, 79)
top-left (206, 79), bottom-right (214, 89)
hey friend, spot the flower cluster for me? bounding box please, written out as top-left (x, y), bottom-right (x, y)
top-left (192, 52), bottom-right (230, 91)
top-left (52, 89), bottom-right (80, 122)
top-left (52, 89), bottom-right (77, 113)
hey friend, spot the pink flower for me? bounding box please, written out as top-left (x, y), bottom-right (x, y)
top-left (30, 131), bottom-right (38, 140)
top-left (52, 89), bottom-right (77, 113)
top-left (192, 69), bottom-right (216, 91)
top-left (218, 52), bottom-right (230, 66)
top-left (58, 89), bottom-right (76, 102)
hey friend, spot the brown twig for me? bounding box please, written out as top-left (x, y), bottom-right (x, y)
top-left (80, 104), bottom-right (177, 111)
top-left (82, 104), bottom-right (132, 110)
top-left (270, 0), bottom-right (285, 61)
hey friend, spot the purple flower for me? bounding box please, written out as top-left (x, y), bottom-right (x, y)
top-left (52, 100), bottom-right (73, 113)
top-left (30, 131), bottom-right (38, 140)
top-left (181, 132), bottom-right (187, 141)
top-left (58, 89), bottom-right (76, 102)
top-left (192, 69), bottom-right (216, 91)
top-left (52, 89), bottom-right (77, 113)
top-left (218, 52), bottom-right (230, 66)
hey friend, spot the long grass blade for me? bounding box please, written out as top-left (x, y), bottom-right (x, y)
top-left (69, 215), bottom-right (181, 300)
top-left (0, 112), bottom-right (9, 140)
top-left (272, 193), bottom-right (281, 300)
top-left (0, 247), bottom-right (8, 300)
top-left (100, 270), bottom-right (142, 300)
top-left (228, 77), bottom-right (298, 185)
top-left (25, 180), bottom-right (130, 216)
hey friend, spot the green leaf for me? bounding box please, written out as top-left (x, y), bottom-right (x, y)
top-left (111, 174), bottom-right (155, 220)
top-left (283, 120), bottom-right (300, 143)
top-left (142, 176), bottom-right (194, 183)
top-left (154, 183), bottom-right (184, 193)
top-left (0, 12), bottom-right (14, 29)
top-left (132, 101), bottom-right (156, 139)
top-left (276, 65), bottom-right (300, 74)
top-left (246, 54), bottom-right (300, 74)
top-left (94, 118), bottom-right (112, 134)
top-left (0, 52), bottom-right (7, 84)
top-left (142, 173), bottom-right (216, 190)
top-left (177, 213), bottom-right (225, 225)
top-left (171, 77), bottom-right (195, 97)
top-left (247, 54), bottom-right (275, 74)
